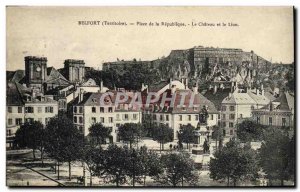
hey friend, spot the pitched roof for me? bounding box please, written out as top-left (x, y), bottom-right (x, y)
top-left (6, 82), bottom-right (24, 106)
top-left (258, 92), bottom-right (294, 112)
top-left (203, 88), bottom-right (231, 110)
top-left (6, 70), bottom-right (25, 83)
top-left (247, 90), bottom-right (270, 106)
top-left (148, 81), bottom-right (169, 92)
top-left (45, 67), bottom-right (69, 85)
top-left (154, 89), bottom-right (218, 114)
top-left (222, 92), bottom-right (256, 105)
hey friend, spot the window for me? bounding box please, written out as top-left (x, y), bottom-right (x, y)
top-left (210, 114), bottom-right (214, 120)
top-left (74, 116), bottom-right (77, 123)
top-left (256, 116), bottom-right (260, 123)
top-left (91, 117), bottom-right (96, 124)
top-left (92, 107), bottom-right (96, 113)
top-left (116, 114), bottom-right (120, 120)
top-left (218, 114), bottom-right (220, 120)
top-left (133, 114), bottom-right (137, 120)
top-left (73, 107), bottom-right (77, 113)
top-left (229, 122), bottom-right (234, 128)
top-left (166, 115), bottom-right (169, 121)
top-left (282, 118), bottom-right (286, 127)
top-left (8, 118), bottom-right (13, 125)
top-left (79, 117), bottom-right (83, 124)
top-left (25, 107), bottom-right (34, 113)
top-left (153, 114), bottom-right (157, 120)
top-left (222, 122), bottom-right (226, 127)
top-left (8, 107), bottom-right (12, 113)
top-left (182, 107), bottom-right (186, 111)
top-left (179, 115), bottom-right (182, 121)
top-left (269, 117), bottom-right (273, 126)
top-left (79, 107), bottom-right (83, 113)
top-left (160, 115), bottom-right (163, 121)
top-left (18, 107), bottom-right (22, 113)
top-left (195, 115), bottom-right (199, 121)
top-left (100, 107), bottom-right (104, 113)
top-left (230, 130), bottom-right (233, 135)
top-left (109, 117), bottom-right (113, 123)
top-left (193, 107), bottom-right (198, 111)
top-left (45, 106), bottom-right (53, 113)
top-left (7, 130), bottom-right (12, 136)
top-left (15, 118), bottom-right (22, 125)
top-left (100, 117), bottom-right (105, 123)
top-left (108, 107), bottom-right (113, 113)
top-left (230, 106), bottom-right (235, 111)
top-left (240, 114), bottom-right (243, 118)
top-left (188, 115), bottom-right (191, 121)
top-left (222, 114), bottom-right (226, 120)
top-left (38, 107), bottom-right (42, 113)
top-left (124, 114), bottom-right (129, 120)
top-left (25, 118), bottom-right (34, 124)
top-left (221, 106), bottom-right (226, 111)
top-left (229, 114), bottom-right (235, 120)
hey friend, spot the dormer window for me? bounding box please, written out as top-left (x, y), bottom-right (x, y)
top-left (182, 105), bottom-right (186, 111)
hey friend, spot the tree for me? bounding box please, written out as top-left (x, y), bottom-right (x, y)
top-left (103, 144), bottom-right (130, 186)
top-left (209, 139), bottom-right (258, 186)
top-left (152, 124), bottom-right (173, 151)
top-left (81, 143), bottom-right (106, 186)
top-left (142, 149), bottom-right (163, 186)
top-left (178, 124), bottom-right (195, 151)
top-left (14, 121), bottom-right (44, 161)
top-left (259, 128), bottom-right (293, 186)
top-left (127, 148), bottom-right (144, 186)
top-left (88, 123), bottom-right (112, 145)
top-left (155, 153), bottom-right (198, 186)
top-left (118, 123), bottom-right (143, 149)
top-left (211, 125), bottom-right (223, 152)
top-left (236, 120), bottom-right (266, 142)
top-left (44, 115), bottom-right (84, 180)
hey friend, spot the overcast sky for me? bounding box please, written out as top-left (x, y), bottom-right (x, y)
top-left (6, 6), bottom-right (294, 71)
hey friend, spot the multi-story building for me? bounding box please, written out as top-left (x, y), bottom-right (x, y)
top-left (6, 82), bottom-right (58, 148)
top-left (147, 83), bottom-right (219, 140)
top-left (72, 91), bottom-right (142, 142)
top-left (252, 92), bottom-right (294, 128)
top-left (220, 86), bottom-right (273, 138)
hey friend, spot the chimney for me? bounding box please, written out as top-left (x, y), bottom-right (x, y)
top-left (213, 84), bottom-right (218, 94)
top-left (100, 80), bottom-right (103, 90)
top-left (78, 88), bottom-right (84, 103)
top-left (185, 78), bottom-right (188, 90)
top-left (228, 92), bottom-right (232, 99)
top-left (256, 88), bottom-right (259, 95)
top-left (192, 82), bottom-right (198, 94)
top-left (169, 78), bottom-right (172, 89)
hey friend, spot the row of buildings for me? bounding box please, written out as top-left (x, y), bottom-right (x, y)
top-left (6, 55), bottom-right (294, 148)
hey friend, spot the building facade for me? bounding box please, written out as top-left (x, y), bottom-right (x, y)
top-left (72, 92), bottom-right (142, 142)
top-left (252, 92), bottom-right (294, 128)
top-left (220, 87), bottom-right (272, 139)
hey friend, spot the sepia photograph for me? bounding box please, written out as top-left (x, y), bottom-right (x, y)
top-left (5, 6), bottom-right (295, 187)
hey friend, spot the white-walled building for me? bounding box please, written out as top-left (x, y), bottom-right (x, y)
top-left (252, 92), bottom-right (294, 128)
top-left (6, 82), bottom-right (58, 148)
top-left (220, 86), bottom-right (273, 138)
top-left (72, 92), bottom-right (142, 142)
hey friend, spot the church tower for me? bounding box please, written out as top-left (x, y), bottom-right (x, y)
top-left (64, 59), bottom-right (85, 83)
top-left (24, 56), bottom-right (47, 92)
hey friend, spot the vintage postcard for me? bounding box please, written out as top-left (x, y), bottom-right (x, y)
top-left (6, 6), bottom-right (295, 187)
